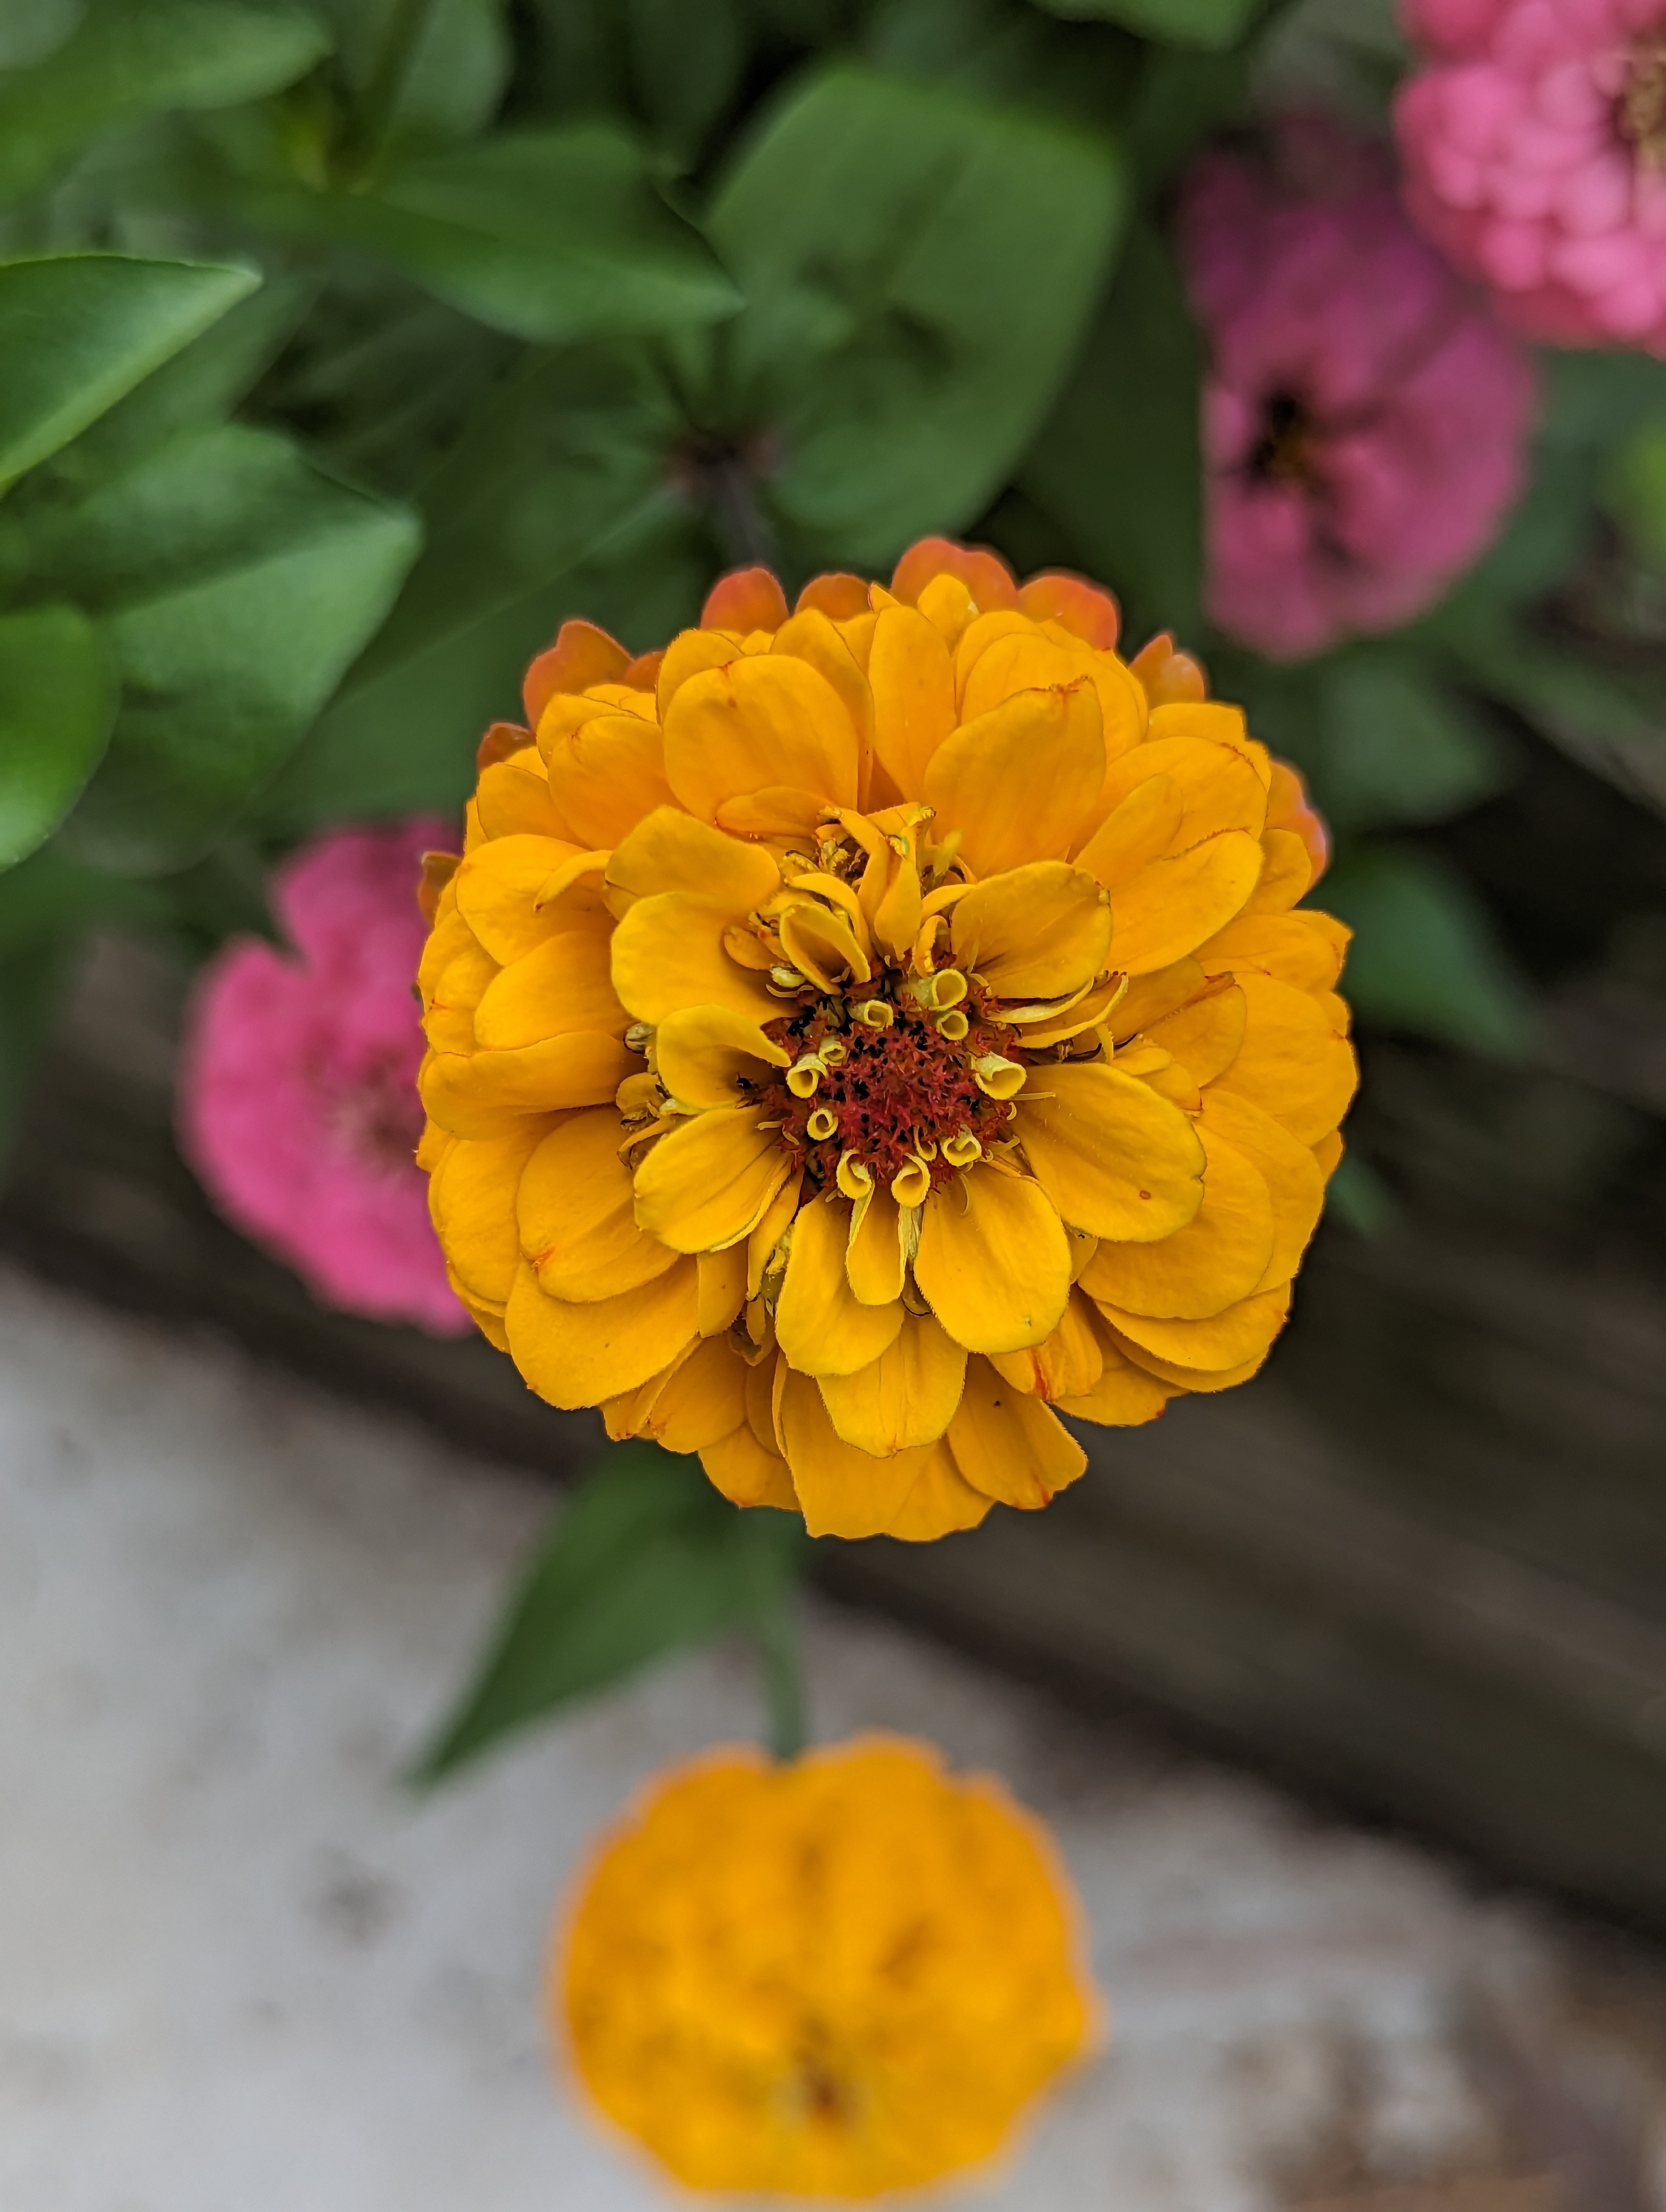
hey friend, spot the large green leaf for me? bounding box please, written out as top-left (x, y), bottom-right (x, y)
top-left (267, 511), bottom-right (707, 827)
top-left (0, 0), bottom-right (330, 206)
top-left (0, 254), bottom-right (259, 492)
top-left (1316, 650), bottom-right (1509, 833)
top-left (708, 63), bottom-right (1125, 564)
top-left (272, 126), bottom-right (741, 344)
top-left (41, 425), bottom-right (419, 872)
top-left (308, 0), bottom-right (511, 157)
top-left (1323, 844), bottom-right (1535, 1058)
top-left (0, 605), bottom-right (116, 870)
top-left (1442, 619), bottom-right (1666, 818)
top-left (1023, 221), bottom-right (1201, 644)
top-left (414, 1444), bottom-right (808, 1782)
top-left (1031, 0), bottom-right (1261, 47)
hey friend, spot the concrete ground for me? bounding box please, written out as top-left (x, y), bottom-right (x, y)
top-left (3, 1263), bottom-right (1665, 2212)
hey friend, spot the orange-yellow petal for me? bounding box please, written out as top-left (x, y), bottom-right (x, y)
top-left (1079, 1122), bottom-right (1274, 1320)
top-left (845, 1184), bottom-right (905, 1306)
top-left (883, 1444), bottom-right (994, 1540)
top-left (700, 1423), bottom-right (799, 1510)
top-left (1092, 1281), bottom-right (1290, 1372)
top-left (1016, 1062), bottom-right (1203, 1243)
top-left (472, 924), bottom-right (623, 1049)
top-left (1208, 973), bottom-right (1357, 1145)
top-left (505, 1256), bottom-right (699, 1409)
top-left (776, 1194), bottom-right (904, 1376)
top-left (950, 863), bottom-right (1110, 1002)
top-left (419, 1033), bottom-right (637, 1138)
top-left (777, 1367), bottom-right (935, 1538)
top-left (664, 655), bottom-right (860, 824)
top-left (947, 1356), bottom-right (1087, 1508)
top-left (544, 712), bottom-right (674, 850)
top-left (868, 605), bottom-right (957, 794)
top-left (605, 806), bottom-right (781, 917)
top-left (611, 892), bottom-right (779, 1026)
top-left (913, 1167), bottom-right (1070, 1354)
top-left (475, 754), bottom-right (571, 842)
top-left (519, 1110), bottom-right (680, 1301)
top-left (1144, 981), bottom-right (1246, 1088)
top-left (1105, 831), bottom-right (1265, 975)
top-left (655, 1004), bottom-right (789, 1108)
top-left (1197, 1088), bottom-right (1326, 1293)
top-left (988, 1290), bottom-right (1103, 1401)
top-left (923, 682), bottom-right (1105, 879)
top-left (427, 1117), bottom-right (558, 1307)
top-left (633, 1107), bottom-right (791, 1254)
top-left (452, 833), bottom-right (595, 966)
top-left (816, 1311), bottom-right (966, 1455)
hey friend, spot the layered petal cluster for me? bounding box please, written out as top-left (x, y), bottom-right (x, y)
top-left (1398, 0), bottom-right (1666, 353)
top-left (417, 538), bottom-right (1357, 1540)
top-left (1181, 117), bottom-right (1536, 658)
top-left (181, 818), bottom-right (467, 1336)
top-left (558, 1736), bottom-right (1096, 2196)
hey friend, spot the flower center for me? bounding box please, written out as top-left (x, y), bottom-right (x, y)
top-left (757, 975), bottom-right (1025, 1206)
top-left (1250, 388), bottom-right (1320, 486)
top-left (1620, 35), bottom-right (1666, 168)
top-left (326, 1053), bottom-right (425, 1176)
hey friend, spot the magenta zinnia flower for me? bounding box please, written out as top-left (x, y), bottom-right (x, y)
top-left (180, 818), bottom-right (469, 1336)
top-left (1397, 0), bottom-right (1666, 352)
top-left (1180, 118), bottom-right (1536, 660)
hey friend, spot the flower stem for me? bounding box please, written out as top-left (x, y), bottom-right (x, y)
top-left (752, 1582), bottom-right (808, 1763)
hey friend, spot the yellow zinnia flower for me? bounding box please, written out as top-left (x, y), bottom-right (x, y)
top-left (558, 1735), bottom-right (1097, 2196)
top-left (416, 537), bottom-right (1356, 1540)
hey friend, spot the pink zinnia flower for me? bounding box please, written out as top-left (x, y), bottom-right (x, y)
top-left (1396, 0), bottom-right (1666, 353)
top-left (180, 818), bottom-right (469, 1336)
top-left (1180, 118), bottom-right (1536, 660)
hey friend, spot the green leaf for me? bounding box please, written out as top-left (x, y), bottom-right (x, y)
top-left (0, 253), bottom-right (259, 492)
top-left (266, 511), bottom-right (706, 827)
top-left (1441, 620), bottom-right (1666, 817)
top-left (1023, 221), bottom-right (1201, 644)
top-left (0, 605), bottom-right (115, 870)
top-left (414, 1443), bottom-right (808, 1782)
top-left (309, 0), bottom-right (511, 157)
top-left (1605, 414), bottom-right (1666, 569)
top-left (1316, 650), bottom-right (1509, 833)
top-left (50, 274), bottom-right (316, 487)
top-left (40, 425), bottom-right (419, 872)
top-left (708, 63), bottom-right (1125, 564)
top-left (0, 840), bottom-right (169, 958)
top-left (0, 0), bottom-right (331, 206)
top-left (1323, 844), bottom-right (1535, 1058)
top-left (1030, 0), bottom-right (1261, 49)
top-left (274, 126), bottom-right (742, 344)
top-left (0, 0), bottom-right (81, 72)
top-left (626, 0), bottom-right (748, 163)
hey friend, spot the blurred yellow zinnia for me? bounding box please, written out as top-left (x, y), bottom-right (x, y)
top-left (558, 1735), bottom-right (1097, 2196)
top-left (417, 538), bottom-right (1356, 1540)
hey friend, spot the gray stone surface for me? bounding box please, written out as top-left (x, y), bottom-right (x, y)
top-left (3, 1264), bottom-right (1663, 2211)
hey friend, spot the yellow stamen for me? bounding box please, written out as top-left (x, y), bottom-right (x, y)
top-left (835, 1153), bottom-right (872, 1201)
top-left (806, 1106), bottom-right (838, 1141)
top-left (853, 999), bottom-right (894, 1030)
top-left (973, 1052), bottom-right (1027, 1100)
top-left (942, 1130), bottom-right (982, 1168)
top-left (786, 1055), bottom-right (824, 1098)
top-left (890, 1157), bottom-right (931, 1206)
top-left (934, 1008), bottom-right (969, 1041)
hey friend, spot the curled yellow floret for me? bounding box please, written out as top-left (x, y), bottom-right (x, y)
top-left (416, 538), bottom-right (1357, 1540)
top-left (557, 1735), bottom-right (1097, 2197)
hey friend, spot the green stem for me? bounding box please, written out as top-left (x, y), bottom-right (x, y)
top-left (353, 0), bottom-right (441, 178)
top-left (753, 1583), bottom-right (808, 1763)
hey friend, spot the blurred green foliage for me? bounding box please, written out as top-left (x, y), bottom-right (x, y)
top-left (0, 0), bottom-right (1663, 1239)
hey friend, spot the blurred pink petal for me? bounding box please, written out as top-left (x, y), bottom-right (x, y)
top-left (179, 818), bottom-right (470, 1338)
top-left (1397, 0), bottom-right (1666, 353)
top-left (1179, 118), bottom-right (1536, 660)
